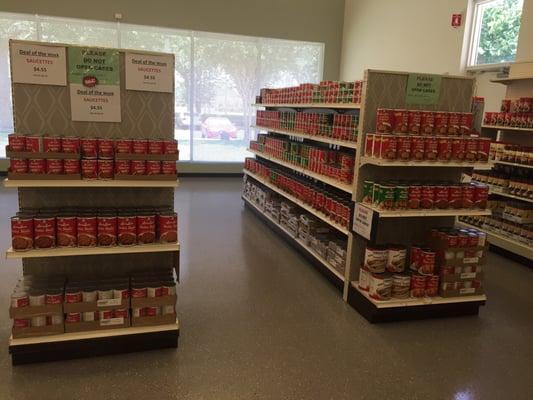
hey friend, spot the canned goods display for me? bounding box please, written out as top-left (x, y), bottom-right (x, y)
top-left (8, 134), bottom-right (26, 151)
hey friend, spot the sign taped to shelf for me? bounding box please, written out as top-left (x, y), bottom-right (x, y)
top-left (10, 42), bottom-right (67, 86)
top-left (125, 52), bottom-right (173, 93)
top-left (353, 204), bottom-right (374, 240)
top-left (406, 73), bottom-right (441, 105)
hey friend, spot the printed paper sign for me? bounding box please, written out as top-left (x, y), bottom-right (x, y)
top-left (406, 73), bottom-right (442, 105)
top-left (125, 52), bottom-right (173, 93)
top-left (11, 43), bottom-right (67, 86)
top-left (353, 204), bottom-right (374, 240)
top-left (68, 46), bottom-right (121, 122)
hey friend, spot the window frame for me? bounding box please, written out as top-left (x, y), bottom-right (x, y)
top-left (465, 0), bottom-right (522, 71)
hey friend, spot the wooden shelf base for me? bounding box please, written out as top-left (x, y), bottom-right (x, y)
top-left (9, 321), bottom-right (179, 365)
top-left (347, 284), bottom-right (485, 323)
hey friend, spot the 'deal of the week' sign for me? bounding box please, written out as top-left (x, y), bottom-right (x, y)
top-left (68, 46), bottom-right (121, 122)
top-left (125, 52), bottom-right (173, 93)
top-left (10, 42), bottom-right (67, 86)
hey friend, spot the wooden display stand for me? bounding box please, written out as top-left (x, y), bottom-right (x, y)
top-left (345, 69), bottom-right (487, 322)
top-left (5, 40), bottom-right (179, 363)
top-left (472, 61), bottom-right (533, 262)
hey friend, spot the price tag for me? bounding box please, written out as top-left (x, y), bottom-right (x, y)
top-left (462, 257), bottom-right (479, 264)
top-left (96, 298), bottom-right (122, 307)
top-left (353, 204), bottom-right (374, 240)
top-left (125, 52), bottom-right (173, 93)
top-left (459, 288), bottom-right (475, 295)
top-left (460, 272), bottom-right (476, 279)
top-left (11, 42), bottom-right (67, 86)
top-left (100, 317), bottom-right (124, 326)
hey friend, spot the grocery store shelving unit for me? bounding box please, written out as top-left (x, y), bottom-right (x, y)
top-left (245, 101), bottom-right (360, 291)
top-left (346, 70), bottom-right (488, 322)
top-left (473, 64), bottom-right (533, 262)
top-left (5, 40), bottom-right (179, 364)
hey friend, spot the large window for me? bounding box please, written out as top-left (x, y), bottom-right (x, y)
top-left (0, 13), bottom-right (324, 161)
top-left (467, 0), bottom-right (523, 67)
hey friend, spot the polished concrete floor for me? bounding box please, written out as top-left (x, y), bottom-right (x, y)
top-left (0, 177), bottom-right (532, 400)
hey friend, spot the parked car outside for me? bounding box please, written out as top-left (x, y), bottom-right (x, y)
top-left (201, 117), bottom-right (238, 139)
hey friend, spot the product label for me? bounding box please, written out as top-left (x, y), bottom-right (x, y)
top-left (97, 298), bottom-right (122, 307)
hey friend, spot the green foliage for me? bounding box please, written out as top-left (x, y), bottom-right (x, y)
top-left (476, 0), bottom-right (523, 64)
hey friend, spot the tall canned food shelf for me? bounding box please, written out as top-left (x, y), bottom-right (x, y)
top-left (244, 81), bottom-right (362, 290)
top-left (461, 61), bottom-right (533, 263)
top-left (5, 40), bottom-right (179, 364)
top-left (346, 70), bottom-right (492, 323)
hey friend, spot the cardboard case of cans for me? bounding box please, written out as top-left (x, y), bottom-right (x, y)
top-left (257, 81), bottom-right (363, 105)
top-left (11, 207), bottom-right (178, 252)
top-left (358, 227), bottom-right (487, 301)
top-left (7, 134), bottom-right (178, 180)
top-left (472, 166), bottom-right (532, 202)
top-left (489, 141), bottom-right (533, 166)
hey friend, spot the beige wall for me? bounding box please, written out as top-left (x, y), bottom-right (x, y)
top-left (340, 0), bottom-right (533, 112)
top-left (0, 0), bottom-right (345, 80)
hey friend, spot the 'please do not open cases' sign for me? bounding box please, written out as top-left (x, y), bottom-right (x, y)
top-left (405, 73), bottom-right (442, 105)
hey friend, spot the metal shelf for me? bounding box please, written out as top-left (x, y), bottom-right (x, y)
top-left (482, 125), bottom-right (533, 133)
top-left (493, 160), bottom-right (533, 169)
top-left (490, 76), bottom-right (533, 84)
top-left (360, 157), bottom-right (493, 170)
top-left (243, 169), bottom-right (350, 235)
top-left (252, 125), bottom-right (358, 149)
top-left (3, 178), bottom-right (179, 188)
top-left (242, 195), bottom-right (344, 282)
top-left (6, 242), bottom-right (180, 259)
top-left (362, 204), bottom-right (491, 218)
top-left (248, 149), bottom-right (353, 193)
top-left (252, 103), bottom-right (360, 109)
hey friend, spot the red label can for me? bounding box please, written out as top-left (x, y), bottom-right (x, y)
top-left (365, 134), bottom-right (374, 157)
top-left (43, 136), bottom-right (61, 152)
top-left (63, 159), bottom-right (80, 174)
top-left (97, 138), bottom-right (114, 159)
top-left (425, 275), bottom-right (439, 297)
top-left (437, 137), bottom-right (452, 161)
top-left (420, 111), bottom-right (435, 135)
top-left (77, 216), bottom-right (97, 247)
top-left (8, 134), bottom-right (25, 151)
top-left (137, 215), bottom-right (156, 244)
top-left (420, 185), bottom-right (435, 209)
top-left (411, 136), bottom-right (425, 161)
top-left (477, 138), bottom-right (491, 162)
top-left (459, 113), bottom-right (473, 135)
top-left (451, 138), bottom-right (466, 161)
top-left (424, 137), bottom-right (438, 161)
top-left (10, 158), bottom-right (28, 173)
top-left (473, 184), bottom-right (489, 209)
top-left (114, 309), bottom-right (128, 318)
top-left (97, 215), bottom-right (117, 246)
top-left (392, 109), bottom-right (409, 134)
top-left (419, 249), bottom-right (436, 275)
top-left (434, 185), bottom-right (449, 209)
top-left (146, 160), bottom-right (162, 175)
top-left (158, 212), bottom-right (178, 243)
top-left (46, 159), bottom-right (63, 174)
top-left (434, 112), bottom-right (449, 135)
top-left (464, 138), bottom-right (478, 162)
top-left (131, 287), bottom-right (147, 298)
top-left (380, 135), bottom-right (397, 160)
top-left (408, 185), bottom-right (421, 209)
top-left (25, 136), bottom-right (43, 152)
top-left (97, 159), bottom-right (114, 180)
top-left (34, 216), bottom-right (56, 249)
top-left (57, 216), bottom-right (77, 247)
top-left (461, 185), bottom-right (475, 209)
top-left (376, 108), bottom-right (393, 133)
top-left (81, 159), bottom-right (98, 179)
top-left (132, 139), bottom-right (148, 154)
top-left (148, 140), bottom-right (164, 155)
top-left (61, 137), bottom-right (80, 153)
top-left (28, 159), bottom-right (46, 174)
top-left (65, 291), bottom-right (82, 304)
top-left (449, 185), bottom-right (462, 209)
top-left (65, 312), bottom-right (81, 323)
top-left (118, 215), bottom-right (137, 246)
top-left (100, 310), bottom-right (114, 320)
top-left (81, 138), bottom-right (98, 158)
top-left (163, 140), bottom-right (178, 154)
top-left (115, 159), bottom-right (131, 175)
top-left (46, 293), bottom-right (63, 305)
top-left (397, 136), bottom-right (411, 160)
top-left (115, 139), bottom-right (133, 154)
top-left (410, 273), bottom-right (426, 297)
top-left (131, 160), bottom-right (146, 175)
top-left (408, 111), bottom-right (421, 135)
top-left (161, 161), bottom-right (176, 175)
top-left (448, 112), bottom-right (461, 135)
top-left (11, 216), bottom-right (33, 251)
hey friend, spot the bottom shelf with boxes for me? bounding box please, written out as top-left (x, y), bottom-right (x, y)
top-left (357, 226), bottom-right (487, 303)
top-left (243, 178), bottom-right (347, 280)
